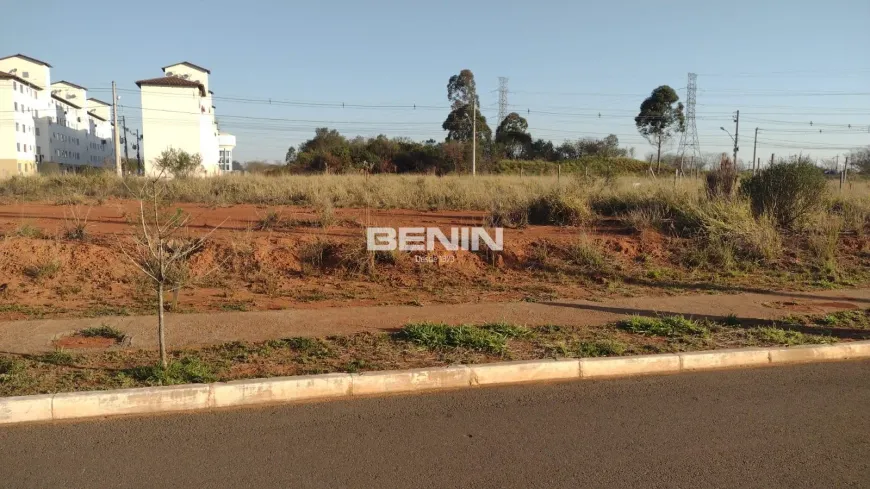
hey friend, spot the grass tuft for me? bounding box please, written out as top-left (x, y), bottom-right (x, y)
top-left (398, 321), bottom-right (528, 354)
top-left (617, 315), bottom-right (709, 337)
top-left (127, 357), bottom-right (217, 385)
top-left (38, 349), bottom-right (76, 366)
top-left (750, 326), bottom-right (835, 346)
top-left (77, 325), bottom-right (126, 341)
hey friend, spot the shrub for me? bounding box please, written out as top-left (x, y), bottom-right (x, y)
top-left (298, 239), bottom-right (342, 273)
top-left (704, 154), bottom-right (738, 199)
top-left (740, 160), bottom-right (827, 229)
top-left (566, 236), bottom-right (613, 275)
top-left (153, 148), bottom-right (204, 178)
top-left (527, 192), bottom-right (590, 226)
top-left (488, 203), bottom-right (529, 228)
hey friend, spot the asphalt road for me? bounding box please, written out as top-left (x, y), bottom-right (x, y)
top-left (2, 361), bottom-right (869, 488)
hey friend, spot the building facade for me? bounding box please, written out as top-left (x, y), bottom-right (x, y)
top-left (137, 62), bottom-right (236, 177)
top-left (0, 54), bottom-right (115, 177)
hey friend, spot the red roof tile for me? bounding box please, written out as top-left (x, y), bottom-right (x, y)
top-left (135, 76), bottom-right (206, 96)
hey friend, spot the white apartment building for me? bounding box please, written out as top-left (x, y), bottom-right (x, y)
top-left (136, 61), bottom-right (236, 176)
top-left (0, 54), bottom-right (115, 177)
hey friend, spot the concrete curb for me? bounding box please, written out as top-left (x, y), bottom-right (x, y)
top-left (2, 341), bottom-right (869, 426)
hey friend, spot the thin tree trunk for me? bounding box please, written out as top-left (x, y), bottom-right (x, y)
top-left (158, 282), bottom-right (167, 368)
top-left (656, 139), bottom-right (662, 173)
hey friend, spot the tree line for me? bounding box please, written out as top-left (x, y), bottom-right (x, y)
top-left (281, 68), bottom-right (650, 174)
top-left (271, 68), bottom-right (870, 176)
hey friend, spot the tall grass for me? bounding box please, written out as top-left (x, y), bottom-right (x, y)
top-left (0, 173), bottom-right (699, 211)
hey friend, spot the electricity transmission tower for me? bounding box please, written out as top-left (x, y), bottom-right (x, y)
top-left (497, 77), bottom-right (509, 128)
top-left (677, 72), bottom-right (702, 175)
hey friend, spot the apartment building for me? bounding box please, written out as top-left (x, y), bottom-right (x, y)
top-left (0, 54), bottom-right (115, 177)
top-left (136, 61), bottom-right (236, 176)
top-left (0, 56), bottom-right (44, 178)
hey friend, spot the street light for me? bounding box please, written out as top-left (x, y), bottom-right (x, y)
top-left (720, 126), bottom-right (739, 166)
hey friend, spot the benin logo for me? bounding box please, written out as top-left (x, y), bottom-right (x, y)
top-left (366, 227), bottom-right (503, 252)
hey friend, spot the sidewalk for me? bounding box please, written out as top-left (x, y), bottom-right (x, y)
top-left (2, 288), bottom-right (869, 354)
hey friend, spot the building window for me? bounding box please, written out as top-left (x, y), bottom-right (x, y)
top-left (15, 123), bottom-right (19, 131)
top-left (17, 143), bottom-right (20, 151)
top-left (14, 102), bottom-right (18, 111)
top-left (12, 82), bottom-right (16, 90)
top-left (35, 128), bottom-right (39, 136)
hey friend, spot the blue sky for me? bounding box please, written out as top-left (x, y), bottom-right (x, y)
top-left (2, 0), bottom-right (868, 164)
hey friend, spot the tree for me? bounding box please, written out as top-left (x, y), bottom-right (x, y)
top-left (121, 178), bottom-right (221, 368)
top-left (849, 146), bottom-right (870, 173)
top-left (285, 146), bottom-right (297, 164)
top-left (300, 128), bottom-right (348, 154)
top-left (442, 141), bottom-right (468, 174)
top-left (635, 86), bottom-right (685, 173)
top-left (495, 112), bottom-right (532, 159)
top-left (529, 139), bottom-right (556, 161)
top-left (442, 69), bottom-right (492, 143)
top-left (153, 148), bottom-right (204, 178)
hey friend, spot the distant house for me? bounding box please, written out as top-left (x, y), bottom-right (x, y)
top-left (136, 62), bottom-right (236, 177)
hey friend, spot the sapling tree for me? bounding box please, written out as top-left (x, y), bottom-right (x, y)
top-left (120, 175), bottom-right (221, 368)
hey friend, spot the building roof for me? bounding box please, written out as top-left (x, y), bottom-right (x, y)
top-left (88, 111), bottom-right (107, 122)
top-left (161, 61), bottom-right (211, 74)
top-left (0, 54), bottom-right (52, 68)
top-left (87, 97), bottom-right (109, 106)
top-left (52, 94), bottom-right (82, 109)
top-left (0, 70), bottom-right (42, 91)
top-left (52, 80), bottom-right (87, 90)
top-left (135, 76), bottom-right (206, 96)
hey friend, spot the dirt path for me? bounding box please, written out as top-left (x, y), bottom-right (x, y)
top-left (2, 288), bottom-right (870, 354)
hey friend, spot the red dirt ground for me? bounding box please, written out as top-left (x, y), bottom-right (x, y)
top-left (0, 199), bottom-right (864, 321)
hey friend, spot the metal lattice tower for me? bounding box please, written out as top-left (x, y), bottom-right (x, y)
top-left (677, 73), bottom-right (702, 172)
top-left (497, 77), bottom-right (509, 127)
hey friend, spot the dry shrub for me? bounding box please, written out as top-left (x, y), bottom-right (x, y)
top-left (705, 153), bottom-right (738, 200)
top-left (487, 203), bottom-right (529, 229)
top-left (806, 213), bottom-right (842, 275)
top-left (828, 197), bottom-right (870, 236)
top-left (527, 192), bottom-right (591, 226)
top-left (566, 235), bottom-right (614, 276)
top-left (298, 239), bottom-right (342, 275)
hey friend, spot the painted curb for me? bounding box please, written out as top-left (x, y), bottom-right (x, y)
top-left (679, 347), bottom-right (771, 371)
top-left (470, 359), bottom-right (579, 386)
top-left (352, 366), bottom-right (471, 396)
top-left (581, 354), bottom-right (680, 378)
top-left (213, 373), bottom-right (352, 408)
top-left (0, 394), bottom-right (53, 425)
top-left (1, 340), bottom-right (869, 426)
top-left (52, 384), bottom-right (212, 421)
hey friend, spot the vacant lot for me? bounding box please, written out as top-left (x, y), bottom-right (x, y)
top-left (1, 173), bottom-right (869, 321)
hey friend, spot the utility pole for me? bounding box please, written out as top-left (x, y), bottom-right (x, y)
top-left (136, 129), bottom-right (141, 175)
top-left (751, 127), bottom-right (758, 174)
top-left (770, 153), bottom-right (775, 167)
top-left (732, 110), bottom-right (740, 168)
top-left (121, 116), bottom-right (129, 169)
top-left (471, 98), bottom-right (477, 176)
top-left (112, 81), bottom-right (122, 177)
